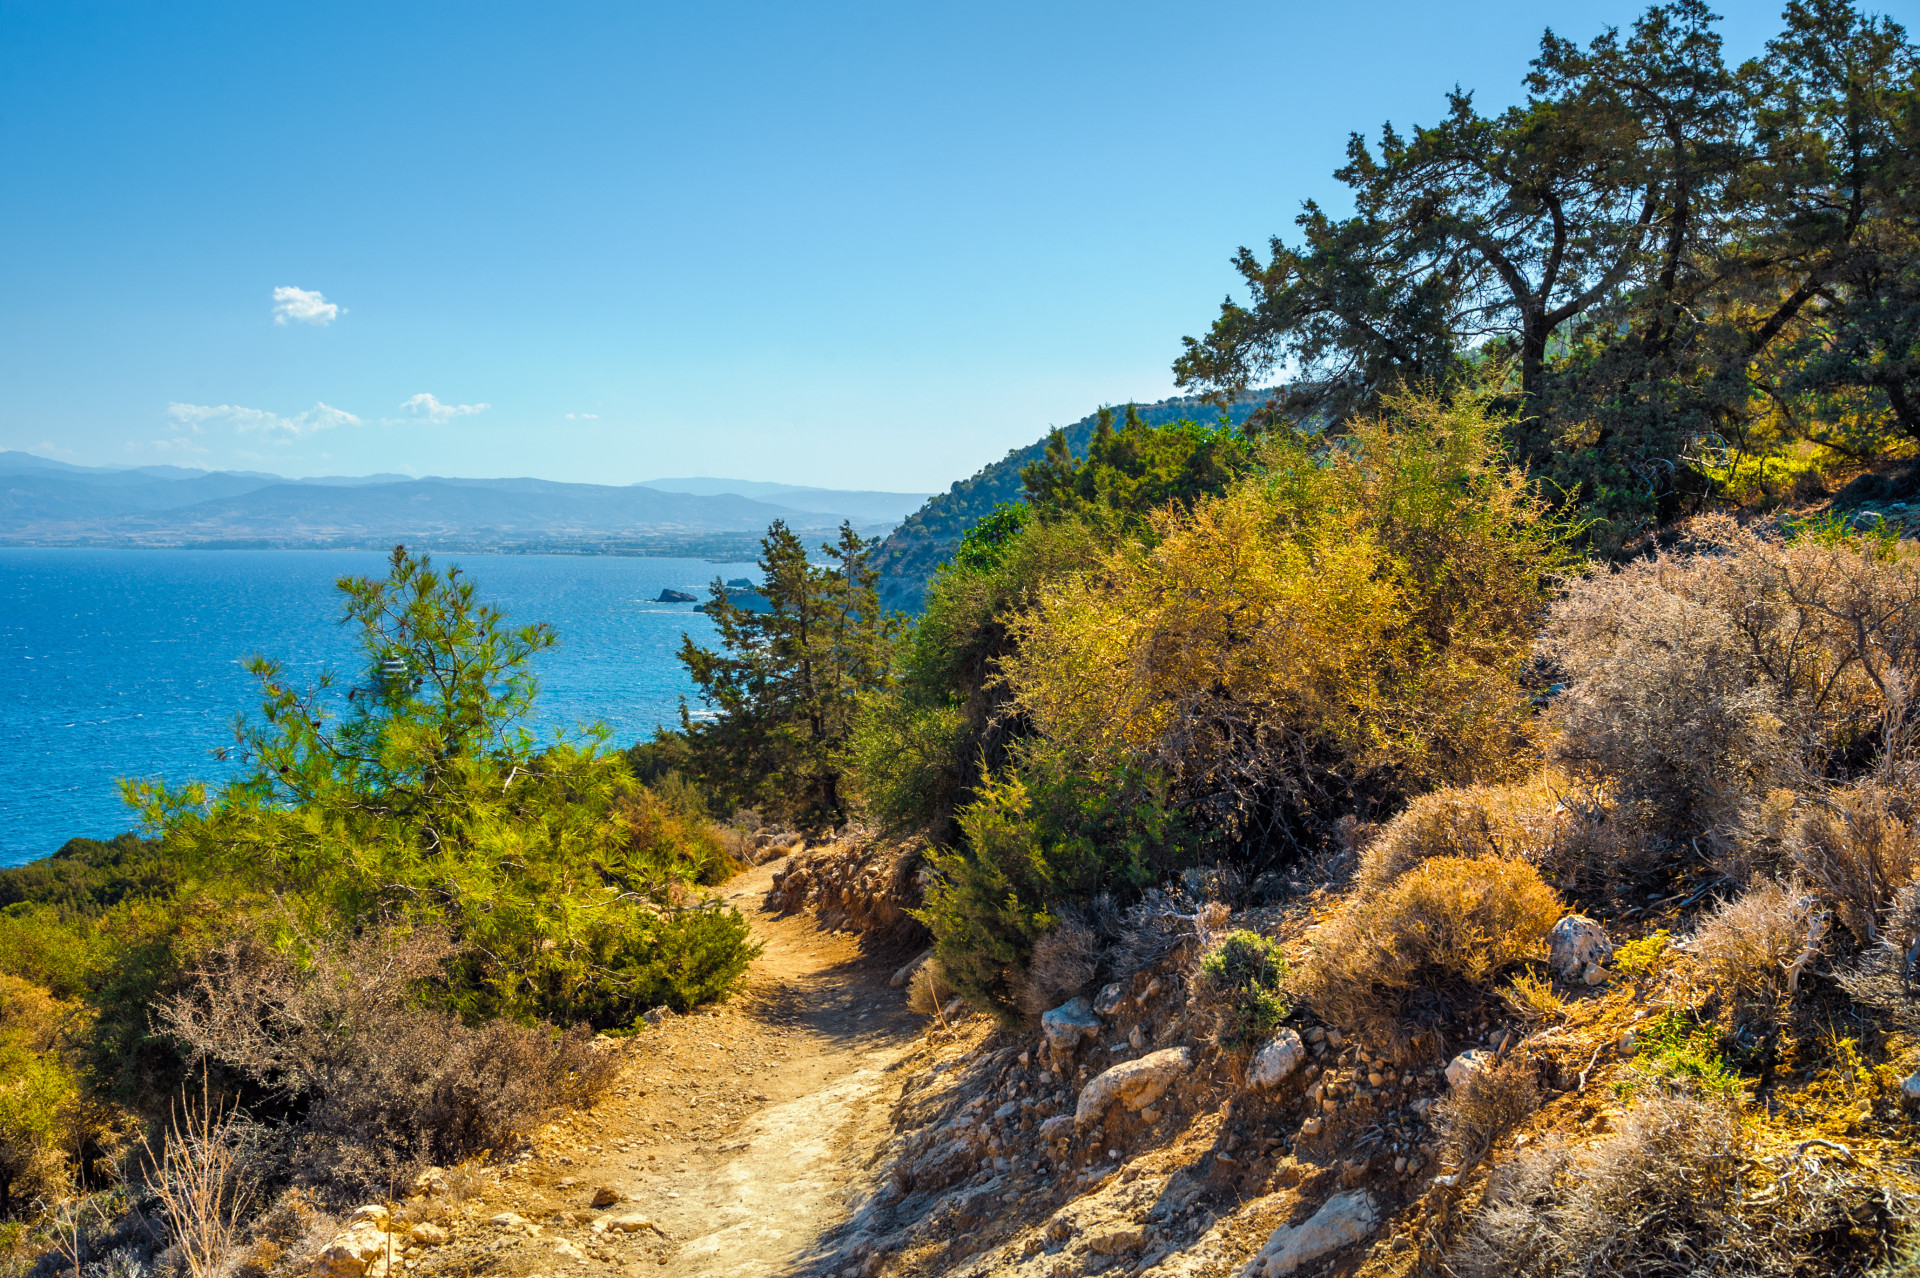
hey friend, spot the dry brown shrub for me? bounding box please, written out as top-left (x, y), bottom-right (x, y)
top-left (159, 925), bottom-right (617, 1199)
top-left (1357, 771), bottom-right (1659, 893)
top-left (1432, 1056), bottom-right (1540, 1167)
top-left (1014, 915), bottom-right (1101, 1018)
top-left (1456, 1092), bottom-right (1909, 1277)
top-left (1544, 516), bottom-right (1920, 833)
top-left (1293, 855), bottom-right (1562, 1061)
top-left (907, 961), bottom-right (956, 1018)
top-left (1788, 781), bottom-right (1920, 943)
top-left (1689, 880), bottom-right (1823, 1030)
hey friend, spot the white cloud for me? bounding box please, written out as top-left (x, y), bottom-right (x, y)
top-left (31, 440), bottom-right (75, 458)
top-left (399, 393), bottom-right (490, 423)
top-left (149, 436), bottom-right (210, 456)
top-left (565, 412), bottom-right (599, 420)
top-left (272, 285), bottom-right (340, 326)
top-left (167, 401), bottom-right (361, 437)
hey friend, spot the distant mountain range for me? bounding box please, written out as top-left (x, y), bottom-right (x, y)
top-left (0, 453), bottom-right (925, 556)
top-left (870, 392), bottom-right (1269, 612)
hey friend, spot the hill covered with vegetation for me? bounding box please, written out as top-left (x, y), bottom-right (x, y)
top-left (869, 394), bottom-right (1267, 613)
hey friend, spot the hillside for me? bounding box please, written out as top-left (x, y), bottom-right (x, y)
top-left (870, 393), bottom-right (1268, 613)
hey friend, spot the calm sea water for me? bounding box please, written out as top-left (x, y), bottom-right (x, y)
top-left (0, 549), bottom-right (758, 867)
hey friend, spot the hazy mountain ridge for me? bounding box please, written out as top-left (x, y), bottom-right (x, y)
top-left (0, 452), bottom-right (911, 552)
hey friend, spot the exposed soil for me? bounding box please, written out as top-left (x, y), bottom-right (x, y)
top-left (422, 858), bottom-right (922, 1278)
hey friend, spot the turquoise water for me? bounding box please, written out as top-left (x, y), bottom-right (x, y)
top-left (0, 549), bottom-right (757, 866)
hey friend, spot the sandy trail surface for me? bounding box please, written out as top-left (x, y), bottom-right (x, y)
top-left (484, 858), bottom-right (921, 1278)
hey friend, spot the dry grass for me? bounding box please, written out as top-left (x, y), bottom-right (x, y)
top-left (1456, 1091), bottom-right (1911, 1277)
top-left (1357, 774), bottom-right (1569, 892)
top-left (1689, 879), bottom-right (1824, 1028)
top-left (907, 961), bottom-right (956, 1018)
top-left (1789, 781), bottom-right (1920, 944)
top-left (1293, 855), bottom-right (1562, 1061)
top-left (1014, 915), bottom-right (1101, 1018)
top-left (141, 1078), bottom-right (254, 1278)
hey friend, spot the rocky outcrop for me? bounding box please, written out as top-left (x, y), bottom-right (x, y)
top-left (1237, 1191), bottom-right (1376, 1277)
top-left (766, 837), bottom-right (927, 939)
top-left (1075, 1048), bottom-right (1191, 1128)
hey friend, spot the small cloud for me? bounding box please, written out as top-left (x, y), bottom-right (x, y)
top-left (30, 440), bottom-right (76, 458)
top-left (565, 412), bottom-right (599, 420)
top-left (399, 393), bottom-right (489, 423)
top-left (167, 401), bottom-right (361, 437)
top-left (148, 436), bottom-right (210, 456)
top-left (272, 285), bottom-right (341, 326)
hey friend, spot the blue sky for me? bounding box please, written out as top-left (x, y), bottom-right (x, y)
top-left (3, 1), bottom-right (1905, 491)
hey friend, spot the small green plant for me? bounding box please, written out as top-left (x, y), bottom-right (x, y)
top-left (1199, 929), bottom-right (1291, 1049)
top-left (1619, 1012), bottom-right (1743, 1101)
top-left (1612, 930), bottom-right (1670, 977)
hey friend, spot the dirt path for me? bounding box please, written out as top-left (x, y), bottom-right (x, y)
top-left (487, 857), bottom-right (923, 1278)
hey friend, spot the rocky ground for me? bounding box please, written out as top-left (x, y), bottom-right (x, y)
top-left (299, 841), bottom-right (1913, 1278)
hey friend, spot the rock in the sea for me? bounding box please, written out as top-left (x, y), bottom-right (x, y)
top-left (1042, 997), bottom-right (1103, 1053)
top-left (654, 589), bottom-right (698, 603)
top-left (1238, 1190), bottom-right (1376, 1277)
top-left (1446, 1049), bottom-right (1494, 1090)
top-left (1548, 915), bottom-right (1613, 981)
top-left (1248, 1030), bottom-right (1306, 1090)
top-left (1075, 1048), bottom-right (1191, 1128)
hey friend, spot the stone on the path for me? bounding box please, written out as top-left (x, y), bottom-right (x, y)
top-left (1039, 1115), bottom-right (1074, 1142)
top-left (1446, 1049), bottom-right (1494, 1090)
top-left (603, 1214), bottom-right (654, 1233)
top-left (1042, 997), bottom-right (1102, 1053)
top-left (1086, 1223), bottom-right (1146, 1255)
top-left (552, 1239), bottom-right (586, 1262)
top-left (346, 1205), bottom-right (391, 1231)
top-left (1075, 1048), bottom-right (1191, 1129)
top-left (1238, 1191), bottom-right (1376, 1277)
top-left (1903, 1071), bottom-right (1920, 1100)
top-left (408, 1224), bottom-right (448, 1247)
top-left (1247, 1031), bottom-right (1306, 1090)
top-left (590, 1186), bottom-right (620, 1207)
top-left (642, 1006), bottom-right (672, 1026)
top-left (488, 1212), bottom-right (531, 1230)
top-left (1094, 982), bottom-right (1129, 1017)
top-left (1547, 915), bottom-right (1613, 981)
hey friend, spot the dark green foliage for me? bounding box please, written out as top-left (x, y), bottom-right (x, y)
top-left (868, 393), bottom-right (1268, 613)
top-left (623, 729), bottom-right (697, 786)
top-left (914, 752), bottom-right (1199, 1017)
top-left (1176, 1), bottom-right (1920, 545)
top-left (848, 517), bottom-right (1101, 841)
top-left (679, 521), bottom-right (901, 831)
top-left (0, 834), bottom-right (172, 913)
top-left (1199, 929), bottom-right (1292, 1049)
top-left (1021, 404), bottom-right (1254, 535)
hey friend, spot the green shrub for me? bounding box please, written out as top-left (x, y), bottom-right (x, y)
top-left (1620, 1013), bottom-right (1744, 1101)
top-left (118, 548), bottom-right (760, 1031)
top-left (915, 752), bottom-right (1199, 1018)
top-left (1198, 930), bottom-right (1291, 1049)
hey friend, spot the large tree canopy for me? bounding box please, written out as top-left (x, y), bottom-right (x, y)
top-left (1177, 0), bottom-right (1919, 538)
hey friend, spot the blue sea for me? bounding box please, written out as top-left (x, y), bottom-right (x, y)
top-left (0, 549), bottom-right (758, 867)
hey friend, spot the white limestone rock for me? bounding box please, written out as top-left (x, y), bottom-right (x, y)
top-left (1075, 1048), bottom-right (1191, 1129)
top-left (1238, 1191), bottom-right (1377, 1277)
top-left (1247, 1030), bottom-right (1306, 1090)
